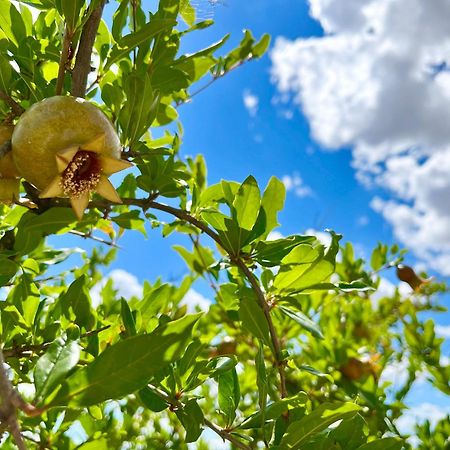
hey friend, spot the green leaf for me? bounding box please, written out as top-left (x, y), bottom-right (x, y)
top-left (112, 211), bottom-right (147, 236)
top-left (239, 291), bottom-right (271, 347)
top-left (356, 438), bottom-right (403, 450)
top-left (0, 54), bottom-right (12, 92)
top-left (217, 367), bottom-right (240, 427)
top-left (55, 0), bottom-right (84, 32)
top-left (252, 33), bottom-right (271, 58)
top-left (296, 365), bottom-right (333, 383)
top-left (254, 235), bottom-right (316, 267)
top-left (180, 0), bottom-right (196, 26)
top-left (121, 298), bottom-right (137, 337)
top-left (118, 73), bottom-right (160, 146)
top-left (260, 176), bottom-right (285, 238)
top-left (104, 19), bottom-right (176, 71)
top-left (274, 232), bottom-right (342, 293)
top-left (240, 392), bottom-right (308, 429)
top-left (34, 337), bottom-right (81, 403)
top-left (279, 305), bottom-right (324, 339)
top-left (0, 258), bottom-right (18, 286)
top-left (175, 399), bottom-right (204, 443)
top-left (232, 175), bottom-right (261, 231)
top-left (59, 276), bottom-right (96, 330)
top-left (138, 386), bottom-right (168, 412)
top-left (111, 0), bottom-right (128, 41)
top-left (280, 402), bottom-right (361, 449)
top-left (45, 313), bottom-right (201, 407)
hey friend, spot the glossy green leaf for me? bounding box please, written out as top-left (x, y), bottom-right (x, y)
top-left (175, 399), bottom-right (204, 443)
top-left (232, 175), bottom-right (261, 231)
top-left (240, 392), bottom-right (308, 429)
top-left (280, 402), bottom-right (361, 449)
top-left (239, 292), bottom-right (271, 347)
top-left (356, 438), bottom-right (403, 450)
top-left (104, 19), bottom-right (176, 70)
top-left (45, 313), bottom-right (201, 407)
top-left (121, 298), bottom-right (137, 337)
top-left (279, 305), bottom-right (324, 339)
top-left (34, 337), bottom-right (81, 403)
top-left (217, 367), bottom-right (240, 427)
top-left (138, 386), bottom-right (168, 412)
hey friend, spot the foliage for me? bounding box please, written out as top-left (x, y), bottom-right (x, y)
top-left (0, 0), bottom-right (448, 449)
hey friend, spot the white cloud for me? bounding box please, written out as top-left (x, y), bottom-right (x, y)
top-left (267, 230), bottom-right (284, 241)
top-left (181, 289), bottom-right (211, 313)
top-left (435, 324), bottom-right (450, 339)
top-left (357, 215), bottom-right (369, 227)
top-left (243, 90), bottom-right (259, 117)
top-left (396, 402), bottom-right (450, 436)
top-left (379, 357), bottom-right (410, 388)
top-left (304, 228), bottom-right (331, 247)
top-left (90, 269), bottom-right (142, 307)
top-left (270, 0), bottom-right (450, 274)
top-left (282, 173), bottom-right (313, 198)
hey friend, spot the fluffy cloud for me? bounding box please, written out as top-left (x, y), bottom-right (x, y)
top-left (270, 0), bottom-right (450, 273)
top-left (435, 324), bottom-right (450, 339)
top-left (243, 90), bottom-right (259, 117)
top-left (396, 402), bottom-right (450, 437)
top-left (181, 289), bottom-right (211, 313)
top-left (282, 173), bottom-right (313, 198)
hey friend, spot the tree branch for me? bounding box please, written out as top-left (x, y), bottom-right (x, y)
top-left (71, 1), bottom-right (106, 98)
top-left (0, 90), bottom-right (24, 117)
top-left (23, 194), bottom-right (288, 400)
top-left (233, 258), bottom-right (288, 399)
top-left (0, 346), bottom-right (28, 449)
top-left (55, 26), bottom-right (72, 96)
top-left (3, 325), bottom-right (111, 359)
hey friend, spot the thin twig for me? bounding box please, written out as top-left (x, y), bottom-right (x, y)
top-left (147, 384), bottom-right (252, 450)
top-left (55, 26), bottom-right (72, 95)
top-left (71, 0), bottom-right (106, 97)
top-left (68, 230), bottom-right (119, 248)
top-left (3, 325), bottom-right (111, 359)
top-left (0, 90), bottom-right (24, 117)
top-left (176, 58), bottom-right (252, 109)
top-left (204, 418), bottom-right (252, 450)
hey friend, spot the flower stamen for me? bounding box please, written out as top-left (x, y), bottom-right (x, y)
top-left (61, 150), bottom-right (101, 198)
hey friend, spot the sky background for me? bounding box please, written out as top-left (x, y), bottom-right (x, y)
top-left (26, 0), bottom-right (450, 445)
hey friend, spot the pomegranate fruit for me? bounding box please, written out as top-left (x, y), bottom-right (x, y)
top-left (12, 96), bottom-right (132, 218)
top-left (0, 124), bottom-right (20, 204)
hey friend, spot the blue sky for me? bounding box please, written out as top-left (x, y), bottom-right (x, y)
top-left (46, 0), bottom-right (450, 441)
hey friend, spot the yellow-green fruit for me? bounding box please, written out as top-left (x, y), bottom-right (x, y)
top-left (0, 125), bottom-right (19, 179)
top-left (0, 125), bottom-right (20, 203)
top-left (0, 178), bottom-right (20, 204)
top-left (12, 96), bottom-right (121, 190)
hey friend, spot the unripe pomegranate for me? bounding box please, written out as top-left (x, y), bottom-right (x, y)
top-left (0, 124), bottom-right (20, 204)
top-left (12, 96), bottom-right (132, 218)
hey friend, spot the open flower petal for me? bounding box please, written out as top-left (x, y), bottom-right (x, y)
top-left (39, 176), bottom-right (64, 198)
top-left (96, 176), bottom-right (122, 203)
top-left (56, 147), bottom-right (80, 172)
top-left (70, 192), bottom-right (90, 220)
top-left (99, 155), bottom-right (133, 175)
top-left (82, 134), bottom-right (106, 153)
